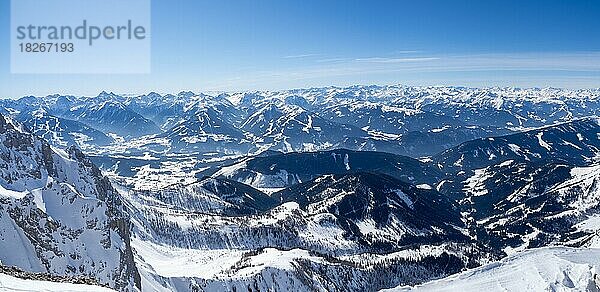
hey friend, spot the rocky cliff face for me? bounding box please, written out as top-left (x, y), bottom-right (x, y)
top-left (0, 113), bottom-right (140, 291)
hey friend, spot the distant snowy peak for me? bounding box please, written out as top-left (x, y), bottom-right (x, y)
top-left (221, 85), bottom-right (600, 107)
top-left (2, 85), bottom-right (600, 157)
top-left (7, 85), bottom-right (600, 111)
top-left (65, 100), bottom-right (160, 137)
top-left (241, 103), bottom-right (286, 134)
top-left (160, 107), bottom-right (251, 151)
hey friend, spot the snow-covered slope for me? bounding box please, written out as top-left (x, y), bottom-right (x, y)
top-left (0, 273), bottom-right (116, 292)
top-left (385, 247), bottom-right (600, 292)
top-left (273, 172), bottom-right (469, 246)
top-left (130, 176), bottom-right (277, 216)
top-left (133, 240), bottom-right (489, 292)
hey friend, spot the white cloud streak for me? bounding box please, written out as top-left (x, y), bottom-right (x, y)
top-left (282, 53), bottom-right (320, 59)
top-left (354, 57), bottom-right (440, 63)
top-left (204, 52), bottom-right (600, 90)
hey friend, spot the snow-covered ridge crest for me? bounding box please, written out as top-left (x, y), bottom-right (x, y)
top-left (385, 247), bottom-right (600, 292)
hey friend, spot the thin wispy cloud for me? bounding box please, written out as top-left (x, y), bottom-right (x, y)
top-left (315, 58), bottom-right (350, 63)
top-left (354, 57), bottom-right (440, 63)
top-left (282, 54), bottom-right (320, 59)
top-left (207, 52), bottom-right (600, 90)
top-left (432, 52), bottom-right (600, 72)
top-left (392, 50), bottom-right (422, 54)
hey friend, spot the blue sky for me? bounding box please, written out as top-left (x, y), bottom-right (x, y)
top-left (1, 0), bottom-right (600, 97)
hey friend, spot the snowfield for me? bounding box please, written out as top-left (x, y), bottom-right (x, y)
top-left (385, 247), bottom-right (600, 292)
top-left (0, 273), bottom-right (115, 292)
top-left (132, 237), bottom-right (244, 279)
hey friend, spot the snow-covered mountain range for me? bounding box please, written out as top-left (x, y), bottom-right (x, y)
top-left (1, 85), bottom-right (600, 291)
top-left (3, 85), bottom-right (599, 158)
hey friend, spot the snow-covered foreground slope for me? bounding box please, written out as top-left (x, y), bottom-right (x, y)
top-left (385, 247), bottom-right (600, 292)
top-left (132, 236), bottom-right (491, 292)
top-left (0, 273), bottom-right (115, 292)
